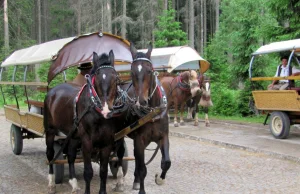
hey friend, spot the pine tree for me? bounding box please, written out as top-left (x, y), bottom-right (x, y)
top-left (154, 1), bottom-right (187, 48)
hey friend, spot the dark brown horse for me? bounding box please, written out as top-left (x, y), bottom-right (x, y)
top-left (161, 70), bottom-right (201, 127)
top-left (44, 50), bottom-right (122, 194)
top-left (187, 74), bottom-right (213, 126)
top-left (113, 42), bottom-right (170, 194)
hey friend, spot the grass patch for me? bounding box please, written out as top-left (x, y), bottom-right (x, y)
top-left (200, 113), bottom-right (265, 124)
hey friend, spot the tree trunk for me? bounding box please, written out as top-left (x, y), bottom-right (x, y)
top-left (107, 0), bottom-right (112, 33)
top-left (189, 0), bottom-right (194, 48)
top-left (184, 1), bottom-right (189, 34)
top-left (215, 0), bottom-right (219, 32)
top-left (37, 0), bottom-right (41, 44)
top-left (43, 0), bottom-right (48, 41)
top-left (77, 0), bottom-right (81, 35)
top-left (114, 0), bottom-right (117, 34)
top-left (164, 0), bottom-right (168, 10)
top-left (4, 0), bottom-right (9, 51)
top-left (200, 0), bottom-right (204, 56)
top-left (203, 0), bottom-right (207, 48)
top-left (121, 0), bottom-right (127, 38)
top-left (150, 0), bottom-right (155, 46)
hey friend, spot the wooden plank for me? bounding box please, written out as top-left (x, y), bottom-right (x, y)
top-left (25, 100), bottom-right (44, 108)
top-left (251, 76), bottom-right (300, 81)
top-left (0, 81), bottom-right (48, 86)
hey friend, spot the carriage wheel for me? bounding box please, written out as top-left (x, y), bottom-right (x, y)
top-left (269, 111), bottom-right (290, 139)
top-left (109, 141), bottom-right (128, 178)
top-left (53, 142), bottom-right (64, 184)
top-left (10, 124), bottom-right (23, 155)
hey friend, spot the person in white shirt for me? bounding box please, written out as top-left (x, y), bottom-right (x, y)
top-left (268, 56), bottom-right (300, 90)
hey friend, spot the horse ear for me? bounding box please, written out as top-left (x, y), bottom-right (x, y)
top-left (146, 42), bottom-right (153, 59)
top-left (109, 50), bottom-right (115, 66)
top-left (93, 52), bottom-right (98, 65)
top-left (130, 42), bottom-right (137, 60)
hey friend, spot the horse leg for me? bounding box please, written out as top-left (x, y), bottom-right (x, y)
top-left (81, 135), bottom-right (93, 194)
top-left (187, 107), bottom-right (193, 119)
top-left (133, 138), bottom-right (147, 194)
top-left (155, 133), bottom-right (171, 185)
top-left (114, 139), bottom-right (125, 192)
top-left (173, 100), bottom-right (179, 127)
top-left (132, 156), bottom-right (140, 190)
top-left (68, 138), bottom-right (81, 193)
top-left (194, 105), bottom-right (199, 126)
top-left (46, 129), bottom-right (56, 194)
top-left (179, 103), bottom-right (185, 125)
top-left (204, 107), bottom-right (210, 127)
top-left (99, 146), bottom-right (112, 194)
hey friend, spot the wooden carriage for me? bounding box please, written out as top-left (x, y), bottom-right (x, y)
top-left (0, 31), bottom-right (210, 183)
top-left (249, 39), bottom-right (300, 139)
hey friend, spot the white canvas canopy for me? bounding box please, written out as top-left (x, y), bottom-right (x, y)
top-left (115, 46), bottom-right (210, 73)
top-left (252, 39), bottom-right (300, 55)
top-left (1, 37), bottom-right (75, 67)
top-left (1, 36), bottom-right (210, 74)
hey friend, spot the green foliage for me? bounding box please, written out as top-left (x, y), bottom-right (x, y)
top-left (266, 0), bottom-right (300, 40)
top-left (154, 6), bottom-right (187, 47)
top-left (209, 83), bottom-right (240, 116)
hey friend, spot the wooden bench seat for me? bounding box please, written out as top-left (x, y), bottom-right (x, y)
top-left (25, 100), bottom-right (44, 108)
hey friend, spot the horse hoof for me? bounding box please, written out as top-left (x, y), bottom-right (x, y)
top-left (133, 182), bottom-right (140, 190)
top-left (114, 183), bottom-right (125, 192)
top-left (155, 173), bottom-right (165, 185)
top-left (174, 123), bottom-right (179, 127)
top-left (48, 185), bottom-right (56, 194)
top-left (180, 122), bottom-right (185, 126)
top-left (194, 122), bottom-right (199, 126)
top-left (71, 188), bottom-right (81, 194)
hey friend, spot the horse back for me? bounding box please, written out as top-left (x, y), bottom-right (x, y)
top-left (44, 83), bottom-right (81, 134)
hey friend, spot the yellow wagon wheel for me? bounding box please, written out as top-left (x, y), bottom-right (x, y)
top-left (269, 111), bottom-right (290, 139)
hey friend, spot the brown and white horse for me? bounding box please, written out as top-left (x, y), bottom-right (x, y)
top-left (187, 75), bottom-right (213, 126)
top-left (161, 70), bottom-right (201, 127)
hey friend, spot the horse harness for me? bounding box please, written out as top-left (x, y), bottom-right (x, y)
top-left (50, 62), bottom-right (167, 165)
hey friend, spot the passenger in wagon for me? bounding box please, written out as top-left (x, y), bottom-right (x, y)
top-left (71, 62), bottom-right (93, 86)
top-left (268, 56), bottom-right (300, 90)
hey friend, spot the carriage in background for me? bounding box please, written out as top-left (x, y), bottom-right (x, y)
top-left (0, 31), bottom-right (210, 186)
top-left (249, 39), bottom-right (300, 139)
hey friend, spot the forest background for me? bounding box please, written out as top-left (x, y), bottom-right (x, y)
top-left (0, 0), bottom-right (299, 117)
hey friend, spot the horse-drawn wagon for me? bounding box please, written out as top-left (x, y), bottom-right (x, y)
top-left (249, 39), bottom-right (300, 139)
top-left (0, 31), bottom-right (210, 193)
top-left (0, 32), bottom-right (134, 185)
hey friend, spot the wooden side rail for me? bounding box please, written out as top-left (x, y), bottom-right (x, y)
top-left (251, 76), bottom-right (300, 81)
top-left (25, 100), bottom-right (44, 108)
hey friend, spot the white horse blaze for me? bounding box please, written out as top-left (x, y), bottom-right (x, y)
top-left (205, 82), bottom-right (210, 91)
top-left (101, 102), bottom-right (111, 118)
top-left (138, 64), bottom-right (142, 72)
top-left (103, 74), bottom-right (106, 79)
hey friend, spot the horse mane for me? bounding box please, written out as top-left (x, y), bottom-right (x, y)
top-left (190, 70), bottom-right (198, 81)
top-left (91, 53), bottom-right (113, 74)
top-left (180, 71), bottom-right (191, 81)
